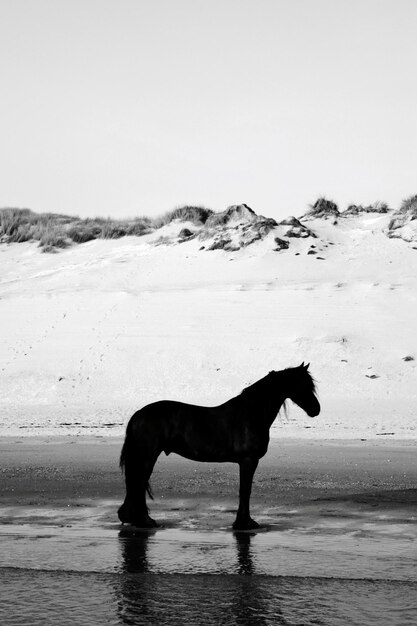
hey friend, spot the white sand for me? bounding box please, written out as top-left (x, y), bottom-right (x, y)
top-left (1, 211), bottom-right (416, 438)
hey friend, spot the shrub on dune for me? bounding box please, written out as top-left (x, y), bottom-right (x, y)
top-left (388, 194), bottom-right (417, 234)
top-left (67, 217), bottom-right (153, 242)
top-left (67, 223), bottom-right (102, 243)
top-left (37, 225), bottom-right (69, 252)
top-left (8, 223), bottom-right (34, 243)
top-left (0, 208), bottom-right (75, 246)
top-left (306, 197), bottom-right (339, 219)
top-left (99, 220), bottom-right (129, 239)
top-left (0, 208), bottom-right (36, 240)
top-left (400, 194), bottom-right (417, 218)
top-left (343, 201), bottom-right (390, 216)
top-left (152, 205), bottom-right (213, 228)
top-left (126, 218), bottom-right (153, 237)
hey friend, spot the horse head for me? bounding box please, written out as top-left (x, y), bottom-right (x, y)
top-left (284, 363), bottom-right (320, 417)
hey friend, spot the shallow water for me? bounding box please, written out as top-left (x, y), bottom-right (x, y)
top-left (1, 500), bottom-right (417, 625)
top-left (2, 568), bottom-right (417, 626)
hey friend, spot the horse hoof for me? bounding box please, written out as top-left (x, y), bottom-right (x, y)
top-left (232, 518), bottom-right (260, 531)
top-left (117, 506), bottom-right (131, 524)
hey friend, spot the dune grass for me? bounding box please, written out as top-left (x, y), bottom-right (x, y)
top-left (152, 206), bottom-right (213, 229)
top-left (0, 208), bottom-right (74, 250)
top-left (308, 197), bottom-right (339, 217)
top-left (1, 196), bottom-right (414, 252)
top-left (0, 205), bottom-right (211, 251)
top-left (400, 194), bottom-right (417, 218)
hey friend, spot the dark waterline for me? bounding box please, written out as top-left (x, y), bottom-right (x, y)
top-left (1, 568), bottom-right (417, 626)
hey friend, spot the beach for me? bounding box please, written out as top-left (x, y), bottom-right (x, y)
top-left (1, 437), bottom-right (417, 513)
top-left (1, 437), bottom-right (417, 625)
top-left (1, 220), bottom-right (417, 623)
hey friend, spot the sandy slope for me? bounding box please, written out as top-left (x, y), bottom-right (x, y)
top-left (0, 211), bottom-right (416, 438)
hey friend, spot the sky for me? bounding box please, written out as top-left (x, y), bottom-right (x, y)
top-left (1, 0), bottom-right (416, 220)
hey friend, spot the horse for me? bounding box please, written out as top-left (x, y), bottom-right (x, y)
top-left (118, 362), bottom-right (320, 530)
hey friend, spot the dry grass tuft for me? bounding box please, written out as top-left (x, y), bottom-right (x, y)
top-left (152, 206), bottom-right (213, 229)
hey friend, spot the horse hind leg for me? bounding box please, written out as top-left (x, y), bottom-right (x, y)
top-left (118, 448), bottom-right (160, 528)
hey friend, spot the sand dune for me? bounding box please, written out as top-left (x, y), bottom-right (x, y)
top-left (1, 208), bottom-right (416, 438)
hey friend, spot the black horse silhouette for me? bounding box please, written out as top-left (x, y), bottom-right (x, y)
top-left (118, 363), bottom-right (320, 530)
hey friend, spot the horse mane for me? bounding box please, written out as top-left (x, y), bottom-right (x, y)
top-left (237, 371), bottom-right (286, 417)
top-left (239, 366), bottom-right (317, 409)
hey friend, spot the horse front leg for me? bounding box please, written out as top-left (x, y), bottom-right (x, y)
top-left (233, 457), bottom-right (259, 531)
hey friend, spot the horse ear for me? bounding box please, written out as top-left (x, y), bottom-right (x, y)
top-left (300, 361), bottom-right (305, 368)
top-left (304, 362), bottom-right (310, 370)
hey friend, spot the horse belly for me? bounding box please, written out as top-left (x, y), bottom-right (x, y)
top-left (165, 419), bottom-right (266, 462)
top-left (163, 416), bottom-right (235, 462)
top-left (164, 434), bottom-right (232, 462)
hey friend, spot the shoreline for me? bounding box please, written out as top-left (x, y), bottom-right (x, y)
top-left (2, 433), bottom-right (417, 443)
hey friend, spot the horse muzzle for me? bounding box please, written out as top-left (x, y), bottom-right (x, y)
top-left (307, 401), bottom-right (321, 417)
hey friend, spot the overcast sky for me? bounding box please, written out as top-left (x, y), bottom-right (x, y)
top-left (1, 0), bottom-right (416, 220)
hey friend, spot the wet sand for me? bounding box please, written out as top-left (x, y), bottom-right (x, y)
top-left (1, 437), bottom-right (417, 625)
top-left (1, 436), bottom-right (416, 515)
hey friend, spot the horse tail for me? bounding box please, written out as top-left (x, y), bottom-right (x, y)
top-left (119, 416), bottom-right (154, 500)
top-left (119, 434), bottom-right (127, 472)
top-left (146, 482), bottom-right (154, 500)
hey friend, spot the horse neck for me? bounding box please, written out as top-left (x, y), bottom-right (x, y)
top-left (263, 391), bottom-right (287, 427)
top-left (235, 381), bottom-right (287, 428)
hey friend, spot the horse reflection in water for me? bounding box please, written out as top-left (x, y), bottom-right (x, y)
top-left (233, 532), bottom-right (291, 625)
top-left (116, 532), bottom-right (291, 625)
top-left (118, 364), bottom-right (319, 530)
top-left (117, 530), bottom-right (258, 576)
